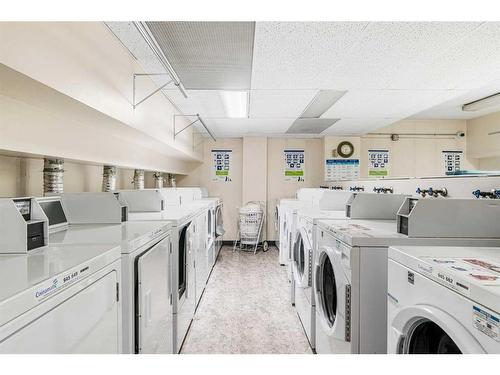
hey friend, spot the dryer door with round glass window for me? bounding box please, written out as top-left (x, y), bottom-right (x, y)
top-left (292, 228), bottom-right (312, 288)
top-left (315, 244), bottom-right (351, 343)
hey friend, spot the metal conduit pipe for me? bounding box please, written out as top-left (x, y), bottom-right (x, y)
top-left (133, 169), bottom-right (145, 190)
top-left (43, 158), bottom-right (64, 196)
top-left (102, 165), bottom-right (117, 192)
top-left (153, 172), bottom-right (165, 189)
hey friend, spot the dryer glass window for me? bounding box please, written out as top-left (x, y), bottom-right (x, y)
top-left (407, 320), bottom-right (461, 354)
top-left (293, 234), bottom-right (305, 276)
top-left (321, 255), bottom-right (337, 326)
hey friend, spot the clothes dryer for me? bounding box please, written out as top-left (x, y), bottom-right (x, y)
top-left (38, 194), bottom-right (173, 354)
top-left (0, 197), bottom-right (122, 353)
top-left (128, 207), bottom-right (201, 353)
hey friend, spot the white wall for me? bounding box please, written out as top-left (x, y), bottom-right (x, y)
top-left (178, 138), bottom-right (243, 241)
top-left (0, 22), bottom-right (202, 173)
top-left (178, 137), bottom-right (325, 241)
top-left (467, 111), bottom-right (500, 164)
top-left (324, 119), bottom-right (477, 181)
top-left (0, 154), bottom-right (138, 198)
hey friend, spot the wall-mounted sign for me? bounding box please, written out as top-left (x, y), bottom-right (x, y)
top-left (325, 159), bottom-right (360, 181)
top-left (443, 150), bottom-right (462, 175)
top-left (284, 149), bottom-right (305, 182)
top-left (368, 149), bottom-right (389, 177)
top-left (211, 149), bottom-right (232, 182)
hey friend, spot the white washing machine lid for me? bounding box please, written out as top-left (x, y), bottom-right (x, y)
top-left (48, 221), bottom-right (171, 254)
top-left (0, 243), bottom-right (121, 325)
top-left (389, 246), bottom-right (500, 313)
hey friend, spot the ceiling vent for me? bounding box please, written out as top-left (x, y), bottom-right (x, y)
top-left (286, 90), bottom-right (345, 134)
top-left (301, 90), bottom-right (347, 118)
top-left (145, 22), bottom-right (255, 90)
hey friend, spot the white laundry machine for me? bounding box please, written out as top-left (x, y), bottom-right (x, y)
top-left (314, 197), bottom-right (500, 354)
top-left (0, 197), bottom-right (122, 353)
top-left (292, 208), bottom-right (348, 349)
top-left (38, 194), bottom-right (173, 354)
top-left (278, 188), bottom-right (334, 268)
top-left (127, 207), bottom-right (202, 353)
top-left (387, 246), bottom-right (500, 354)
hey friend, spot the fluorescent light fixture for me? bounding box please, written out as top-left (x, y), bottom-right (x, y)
top-left (462, 92), bottom-right (500, 112)
top-left (220, 91), bottom-right (248, 118)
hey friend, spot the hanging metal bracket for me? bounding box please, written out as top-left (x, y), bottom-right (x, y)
top-left (174, 114), bottom-right (216, 142)
top-left (133, 73), bottom-right (174, 109)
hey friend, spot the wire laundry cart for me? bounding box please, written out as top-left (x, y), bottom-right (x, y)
top-left (233, 201), bottom-right (269, 254)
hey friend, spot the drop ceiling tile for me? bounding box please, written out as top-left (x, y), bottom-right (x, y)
top-left (412, 79), bottom-right (500, 119)
top-left (322, 118), bottom-right (400, 135)
top-left (164, 89), bottom-right (226, 118)
top-left (404, 22), bottom-right (500, 91)
top-left (322, 89), bottom-right (466, 119)
top-left (251, 22), bottom-right (369, 89)
top-left (287, 118), bottom-right (339, 134)
top-left (204, 118), bottom-right (294, 136)
top-left (332, 22), bottom-right (481, 90)
top-left (249, 90), bottom-right (317, 118)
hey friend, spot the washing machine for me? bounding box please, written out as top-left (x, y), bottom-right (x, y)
top-left (277, 188), bottom-right (332, 268)
top-left (292, 208), bottom-right (349, 350)
top-left (127, 206), bottom-right (202, 353)
top-left (284, 190), bottom-right (354, 309)
top-left (0, 197), bottom-right (122, 353)
top-left (314, 205), bottom-right (500, 354)
top-left (387, 245), bottom-right (500, 354)
top-left (38, 194), bottom-right (173, 354)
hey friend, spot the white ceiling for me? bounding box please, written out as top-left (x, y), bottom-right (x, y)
top-left (106, 21), bottom-right (500, 137)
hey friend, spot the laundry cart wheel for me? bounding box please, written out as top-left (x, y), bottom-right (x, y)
top-left (262, 241), bottom-right (269, 252)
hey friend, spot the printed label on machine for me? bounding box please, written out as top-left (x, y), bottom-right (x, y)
top-left (34, 264), bottom-right (90, 301)
top-left (419, 257), bottom-right (500, 296)
top-left (473, 305), bottom-right (500, 342)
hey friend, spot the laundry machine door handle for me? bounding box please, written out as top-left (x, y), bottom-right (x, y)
top-left (315, 264), bottom-right (321, 295)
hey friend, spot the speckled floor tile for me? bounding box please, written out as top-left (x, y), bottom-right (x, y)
top-left (180, 246), bottom-right (312, 354)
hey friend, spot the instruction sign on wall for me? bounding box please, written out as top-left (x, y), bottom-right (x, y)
top-left (368, 149), bottom-right (389, 177)
top-left (325, 159), bottom-right (360, 181)
top-left (443, 150), bottom-right (462, 175)
top-left (212, 149), bottom-right (232, 182)
top-left (284, 149), bottom-right (305, 182)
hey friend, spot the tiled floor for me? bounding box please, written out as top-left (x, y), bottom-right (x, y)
top-left (180, 246), bottom-right (312, 354)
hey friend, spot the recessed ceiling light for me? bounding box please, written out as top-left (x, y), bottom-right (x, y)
top-left (462, 92), bottom-right (500, 112)
top-left (219, 91), bottom-right (248, 118)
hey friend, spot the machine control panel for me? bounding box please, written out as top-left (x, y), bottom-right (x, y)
top-left (0, 197), bottom-right (48, 253)
top-left (14, 198), bottom-right (32, 220)
top-left (397, 197), bottom-right (500, 238)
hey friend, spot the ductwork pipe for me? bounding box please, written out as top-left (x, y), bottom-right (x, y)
top-left (168, 173), bottom-right (176, 188)
top-left (153, 172), bottom-right (165, 189)
top-left (102, 165), bottom-right (117, 192)
top-left (43, 158), bottom-right (64, 196)
top-left (133, 169), bottom-right (145, 190)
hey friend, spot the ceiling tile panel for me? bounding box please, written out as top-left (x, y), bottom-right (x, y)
top-left (322, 118), bottom-right (400, 135)
top-left (249, 90), bottom-right (317, 118)
top-left (322, 89), bottom-right (466, 119)
top-left (251, 22), bottom-right (369, 89)
top-left (204, 118), bottom-right (294, 136)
